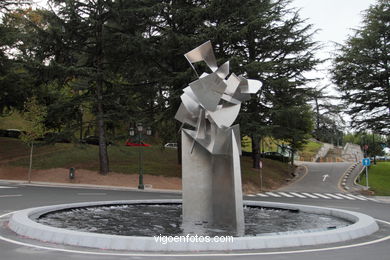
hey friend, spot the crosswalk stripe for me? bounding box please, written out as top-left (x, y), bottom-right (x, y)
top-left (313, 193), bottom-right (332, 199)
top-left (0, 186), bottom-right (16, 189)
top-left (277, 192), bottom-right (294, 198)
top-left (343, 194), bottom-right (367, 201)
top-left (288, 192), bottom-right (307, 198)
top-left (265, 192), bottom-right (282, 197)
top-left (354, 195), bottom-right (368, 200)
top-left (335, 193), bottom-right (356, 200)
top-left (325, 193), bottom-right (344, 200)
top-left (301, 192), bottom-right (319, 198)
top-left (352, 194), bottom-right (377, 202)
top-left (254, 191), bottom-right (376, 201)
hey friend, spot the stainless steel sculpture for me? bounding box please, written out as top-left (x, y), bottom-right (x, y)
top-left (175, 41), bottom-right (262, 235)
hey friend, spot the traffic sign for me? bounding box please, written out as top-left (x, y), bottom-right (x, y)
top-left (362, 158), bottom-right (371, 166)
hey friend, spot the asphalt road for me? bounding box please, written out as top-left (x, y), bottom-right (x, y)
top-left (0, 162), bottom-right (389, 260)
top-left (279, 162), bottom-right (352, 193)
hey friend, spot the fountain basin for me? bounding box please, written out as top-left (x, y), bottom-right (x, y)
top-left (8, 199), bottom-right (379, 251)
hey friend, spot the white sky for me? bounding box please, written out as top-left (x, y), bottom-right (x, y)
top-left (292, 0), bottom-right (377, 55)
top-left (290, 0), bottom-right (377, 82)
top-left (290, 0), bottom-right (378, 131)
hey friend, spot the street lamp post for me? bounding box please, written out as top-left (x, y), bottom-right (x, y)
top-left (129, 123), bottom-right (152, 190)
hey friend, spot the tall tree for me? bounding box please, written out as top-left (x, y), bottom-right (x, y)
top-left (0, 7), bottom-right (35, 115)
top-left (332, 0), bottom-right (390, 135)
top-left (141, 0), bottom-right (209, 164)
top-left (46, 0), bottom-right (144, 174)
top-left (309, 85), bottom-right (344, 144)
top-left (205, 0), bottom-right (320, 168)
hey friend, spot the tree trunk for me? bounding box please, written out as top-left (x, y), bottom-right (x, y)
top-left (96, 0), bottom-right (109, 175)
top-left (251, 135), bottom-right (260, 169)
top-left (314, 97), bottom-right (320, 139)
top-left (290, 148), bottom-right (295, 166)
top-left (28, 142), bottom-right (33, 183)
top-left (79, 108), bottom-right (83, 141)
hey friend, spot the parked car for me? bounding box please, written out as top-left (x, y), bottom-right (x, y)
top-left (0, 129), bottom-right (8, 137)
top-left (81, 136), bottom-right (112, 146)
top-left (42, 132), bottom-right (71, 143)
top-left (164, 143), bottom-right (177, 149)
top-left (5, 129), bottom-right (23, 138)
top-left (125, 139), bottom-right (151, 147)
top-left (261, 152), bottom-right (290, 163)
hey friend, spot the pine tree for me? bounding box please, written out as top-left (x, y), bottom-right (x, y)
top-left (332, 0), bottom-right (390, 135)
top-left (205, 0), bottom-right (320, 167)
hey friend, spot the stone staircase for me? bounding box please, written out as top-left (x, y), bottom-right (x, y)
top-left (341, 143), bottom-right (364, 162)
top-left (317, 146), bottom-right (344, 162)
top-left (316, 143), bottom-right (363, 163)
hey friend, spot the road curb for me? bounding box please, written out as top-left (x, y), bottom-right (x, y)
top-left (0, 179), bottom-right (182, 194)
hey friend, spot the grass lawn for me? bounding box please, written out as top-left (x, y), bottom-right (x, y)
top-left (360, 162), bottom-right (390, 196)
top-left (299, 141), bottom-right (322, 161)
top-left (1, 137), bottom-right (294, 191)
top-left (0, 137), bottom-right (69, 162)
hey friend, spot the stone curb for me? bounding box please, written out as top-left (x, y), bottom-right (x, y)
top-left (8, 200), bottom-right (379, 251)
top-left (0, 179), bottom-right (182, 194)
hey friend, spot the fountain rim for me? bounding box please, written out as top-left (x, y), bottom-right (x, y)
top-left (8, 199), bottom-right (379, 251)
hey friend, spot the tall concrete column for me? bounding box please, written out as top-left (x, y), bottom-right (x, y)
top-left (182, 130), bottom-right (244, 235)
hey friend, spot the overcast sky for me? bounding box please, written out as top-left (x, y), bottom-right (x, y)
top-left (291, 0), bottom-right (377, 90)
top-left (291, 0), bottom-right (376, 57)
top-left (289, 0), bottom-right (378, 130)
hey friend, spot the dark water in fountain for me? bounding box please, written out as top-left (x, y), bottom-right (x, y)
top-left (37, 204), bottom-right (352, 237)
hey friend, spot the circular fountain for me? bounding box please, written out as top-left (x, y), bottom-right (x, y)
top-left (8, 199), bottom-right (378, 251)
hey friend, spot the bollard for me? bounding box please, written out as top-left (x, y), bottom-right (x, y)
top-left (69, 167), bottom-right (75, 180)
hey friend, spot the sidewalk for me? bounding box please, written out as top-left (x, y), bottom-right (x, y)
top-left (0, 166), bottom-right (182, 191)
top-left (0, 179), bottom-right (182, 194)
top-left (374, 196), bottom-right (390, 204)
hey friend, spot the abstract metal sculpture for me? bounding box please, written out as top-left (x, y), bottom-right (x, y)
top-left (175, 41), bottom-right (262, 235)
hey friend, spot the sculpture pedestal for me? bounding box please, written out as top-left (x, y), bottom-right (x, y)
top-left (181, 130), bottom-right (244, 235)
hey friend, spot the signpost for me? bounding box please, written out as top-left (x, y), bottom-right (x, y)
top-left (362, 158), bottom-right (371, 189)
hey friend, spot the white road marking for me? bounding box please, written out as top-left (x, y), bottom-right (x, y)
top-left (247, 194), bottom-right (256, 197)
top-left (353, 195), bottom-right (378, 202)
top-left (343, 194), bottom-right (368, 201)
top-left (335, 193), bottom-right (356, 200)
top-left (288, 192), bottom-right (306, 198)
top-left (0, 194), bottom-right (22, 198)
top-left (77, 193), bottom-right (107, 196)
top-left (325, 193), bottom-right (344, 200)
top-left (322, 174), bottom-right (329, 182)
top-left (265, 192), bottom-right (282, 197)
top-left (313, 193), bottom-right (332, 199)
top-left (256, 193), bottom-right (269, 197)
top-left (301, 193), bottom-right (319, 198)
top-left (0, 186), bottom-right (16, 189)
top-left (277, 192), bottom-right (294, 198)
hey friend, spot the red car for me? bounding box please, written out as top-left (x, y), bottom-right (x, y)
top-left (125, 139), bottom-right (151, 147)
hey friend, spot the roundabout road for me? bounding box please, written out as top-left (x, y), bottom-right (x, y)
top-left (0, 161), bottom-right (389, 260)
top-left (279, 162), bottom-right (352, 193)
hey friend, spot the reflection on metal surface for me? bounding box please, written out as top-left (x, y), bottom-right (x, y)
top-left (176, 41), bottom-right (262, 235)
